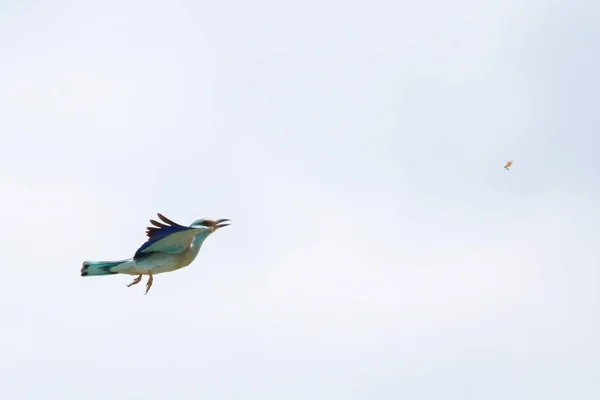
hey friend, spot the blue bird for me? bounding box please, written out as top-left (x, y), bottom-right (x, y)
top-left (81, 213), bottom-right (230, 294)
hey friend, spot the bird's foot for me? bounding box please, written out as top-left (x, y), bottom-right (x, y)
top-left (126, 274), bottom-right (142, 287)
top-left (144, 272), bottom-right (154, 295)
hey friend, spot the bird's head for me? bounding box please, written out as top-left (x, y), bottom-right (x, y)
top-left (190, 218), bottom-right (231, 233)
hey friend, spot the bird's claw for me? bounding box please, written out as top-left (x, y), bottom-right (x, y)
top-left (144, 271), bottom-right (154, 295)
top-left (126, 274), bottom-right (142, 287)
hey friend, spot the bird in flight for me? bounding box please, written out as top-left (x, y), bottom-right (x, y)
top-left (81, 213), bottom-right (230, 294)
top-left (504, 160), bottom-right (513, 170)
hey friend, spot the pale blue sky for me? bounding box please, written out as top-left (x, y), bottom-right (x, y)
top-left (0, 1), bottom-right (599, 399)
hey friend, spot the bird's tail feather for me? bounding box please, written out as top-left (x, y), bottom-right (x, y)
top-left (81, 260), bottom-right (129, 276)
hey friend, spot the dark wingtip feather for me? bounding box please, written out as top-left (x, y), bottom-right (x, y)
top-left (157, 213), bottom-right (183, 226)
top-left (144, 213), bottom-right (185, 238)
top-left (150, 219), bottom-right (168, 228)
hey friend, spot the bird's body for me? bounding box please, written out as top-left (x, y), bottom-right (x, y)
top-left (504, 160), bottom-right (513, 170)
top-left (81, 213), bottom-right (230, 294)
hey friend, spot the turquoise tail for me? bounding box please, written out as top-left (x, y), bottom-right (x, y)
top-left (80, 260), bottom-right (126, 276)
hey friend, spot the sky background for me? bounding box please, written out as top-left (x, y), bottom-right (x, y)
top-left (1, 0), bottom-right (599, 398)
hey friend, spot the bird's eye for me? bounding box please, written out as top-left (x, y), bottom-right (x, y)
top-left (194, 220), bottom-right (212, 227)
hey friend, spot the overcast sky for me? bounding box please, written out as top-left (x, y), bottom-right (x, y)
top-left (1, 0), bottom-right (599, 399)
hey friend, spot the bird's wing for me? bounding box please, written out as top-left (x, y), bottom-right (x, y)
top-left (505, 161), bottom-right (513, 167)
top-left (133, 213), bottom-right (199, 258)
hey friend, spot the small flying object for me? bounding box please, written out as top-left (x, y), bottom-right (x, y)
top-left (504, 160), bottom-right (513, 170)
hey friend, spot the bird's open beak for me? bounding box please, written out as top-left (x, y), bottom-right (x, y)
top-left (213, 218), bottom-right (231, 229)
